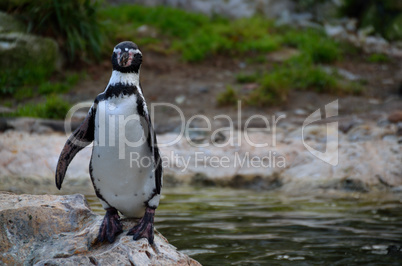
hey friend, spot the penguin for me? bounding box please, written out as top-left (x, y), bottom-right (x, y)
top-left (55, 41), bottom-right (162, 244)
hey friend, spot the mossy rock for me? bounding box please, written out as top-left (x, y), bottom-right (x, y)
top-left (0, 11), bottom-right (26, 33)
top-left (0, 32), bottom-right (61, 72)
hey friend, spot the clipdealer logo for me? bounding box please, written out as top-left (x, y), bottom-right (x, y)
top-left (302, 100), bottom-right (339, 166)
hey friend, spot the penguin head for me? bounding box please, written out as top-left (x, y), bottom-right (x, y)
top-left (111, 41), bottom-right (142, 73)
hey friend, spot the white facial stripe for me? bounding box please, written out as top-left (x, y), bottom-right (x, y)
top-left (130, 48), bottom-right (142, 55)
top-left (114, 47), bottom-right (141, 54)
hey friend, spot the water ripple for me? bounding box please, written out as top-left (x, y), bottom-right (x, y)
top-left (86, 187), bottom-right (402, 265)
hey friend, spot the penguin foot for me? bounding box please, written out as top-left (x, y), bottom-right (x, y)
top-left (127, 207), bottom-right (155, 244)
top-left (97, 207), bottom-right (123, 243)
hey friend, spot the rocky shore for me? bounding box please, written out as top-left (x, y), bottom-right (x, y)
top-left (0, 192), bottom-right (200, 265)
top-left (0, 112), bottom-right (401, 196)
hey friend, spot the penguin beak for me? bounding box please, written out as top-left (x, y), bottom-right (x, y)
top-left (119, 52), bottom-right (130, 67)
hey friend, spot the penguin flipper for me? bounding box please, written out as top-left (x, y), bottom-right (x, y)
top-left (142, 112), bottom-right (162, 195)
top-left (55, 105), bottom-right (96, 190)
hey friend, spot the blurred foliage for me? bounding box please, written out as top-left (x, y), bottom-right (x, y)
top-left (0, 2), bottom-right (385, 117)
top-left (282, 28), bottom-right (341, 64)
top-left (218, 51), bottom-right (362, 107)
top-left (216, 86), bottom-right (238, 106)
top-left (8, 95), bottom-right (72, 119)
top-left (236, 73), bottom-right (260, 84)
top-left (2, 0), bottom-right (103, 62)
top-left (0, 68), bottom-right (83, 99)
top-left (100, 5), bottom-right (281, 62)
top-left (0, 0), bottom-right (96, 119)
top-left (367, 53), bottom-right (390, 63)
top-left (242, 57), bottom-right (360, 107)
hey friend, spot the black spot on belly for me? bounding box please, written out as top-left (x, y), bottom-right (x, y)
top-left (142, 193), bottom-right (145, 196)
top-left (139, 169), bottom-right (142, 173)
top-left (115, 194), bottom-right (118, 197)
top-left (134, 193), bottom-right (137, 196)
top-left (98, 154), bottom-right (100, 158)
top-left (97, 179), bottom-right (100, 181)
top-left (149, 174), bottom-right (152, 179)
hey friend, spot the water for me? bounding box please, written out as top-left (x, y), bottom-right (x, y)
top-left (86, 187), bottom-right (402, 265)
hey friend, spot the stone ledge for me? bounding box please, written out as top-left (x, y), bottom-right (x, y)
top-left (0, 192), bottom-right (200, 265)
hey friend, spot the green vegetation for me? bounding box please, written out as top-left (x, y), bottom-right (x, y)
top-left (216, 86), bottom-right (238, 106)
top-left (236, 73), bottom-right (260, 84)
top-left (218, 54), bottom-right (363, 106)
top-left (0, 69), bottom-right (83, 99)
top-left (100, 5), bottom-right (281, 62)
top-left (8, 95), bottom-right (71, 120)
top-left (367, 53), bottom-right (390, 63)
top-left (4, 0), bottom-right (103, 62)
top-left (0, 3), bottom-right (380, 117)
top-left (282, 29), bottom-right (341, 64)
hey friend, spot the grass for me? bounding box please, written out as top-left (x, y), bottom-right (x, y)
top-left (281, 28), bottom-right (342, 64)
top-left (219, 56), bottom-right (363, 107)
top-left (0, 68), bottom-right (83, 119)
top-left (0, 69), bottom-right (84, 100)
top-left (236, 73), bottom-right (260, 83)
top-left (367, 53), bottom-right (390, 63)
top-left (100, 4), bottom-right (365, 107)
top-left (7, 95), bottom-right (71, 120)
top-left (100, 5), bottom-right (281, 62)
top-left (0, 66), bottom-right (52, 96)
top-left (217, 86), bottom-right (238, 106)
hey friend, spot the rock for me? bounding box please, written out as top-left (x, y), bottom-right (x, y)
top-left (175, 95), bottom-right (186, 105)
top-left (388, 110), bottom-right (402, 123)
top-left (0, 32), bottom-right (61, 72)
top-left (339, 119), bottom-right (360, 134)
top-left (0, 117), bottom-right (401, 195)
top-left (324, 24), bottom-right (346, 38)
top-left (0, 117), bottom-right (82, 133)
top-left (0, 11), bottom-right (26, 33)
top-left (293, 108), bottom-right (307, 116)
top-left (0, 192), bottom-right (200, 265)
top-left (242, 83), bottom-right (259, 91)
top-left (397, 122), bottom-right (402, 136)
top-left (136, 24), bottom-right (158, 38)
top-left (268, 47), bottom-right (300, 62)
top-left (337, 68), bottom-right (361, 81)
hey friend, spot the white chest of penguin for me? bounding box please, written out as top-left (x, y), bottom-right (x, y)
top-left (91, 94), bottom-right (156, 218)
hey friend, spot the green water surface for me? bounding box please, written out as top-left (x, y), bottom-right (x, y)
top-left (87, 187), bottom-right (402, 265)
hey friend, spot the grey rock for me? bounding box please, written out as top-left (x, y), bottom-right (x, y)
top-left (0, 11), bottom-right (26, 33)
top-left (0, 192), bottom-right (200, 265)
top-left (0, 117), bottom-right (81, 133)
top-left (294, 109), bottom-right (307, 116)
top-left (0, 32), bottom-right (61, 72)
top-left (397, 122), bottom-right (402, 136)
top-left (0, 119), bottom-right (401, 195)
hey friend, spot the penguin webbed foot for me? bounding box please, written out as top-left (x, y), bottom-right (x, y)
top-left (97, 207), bottom-right (123, 243)
top-left (127, 207), bottom-right (155, 244)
